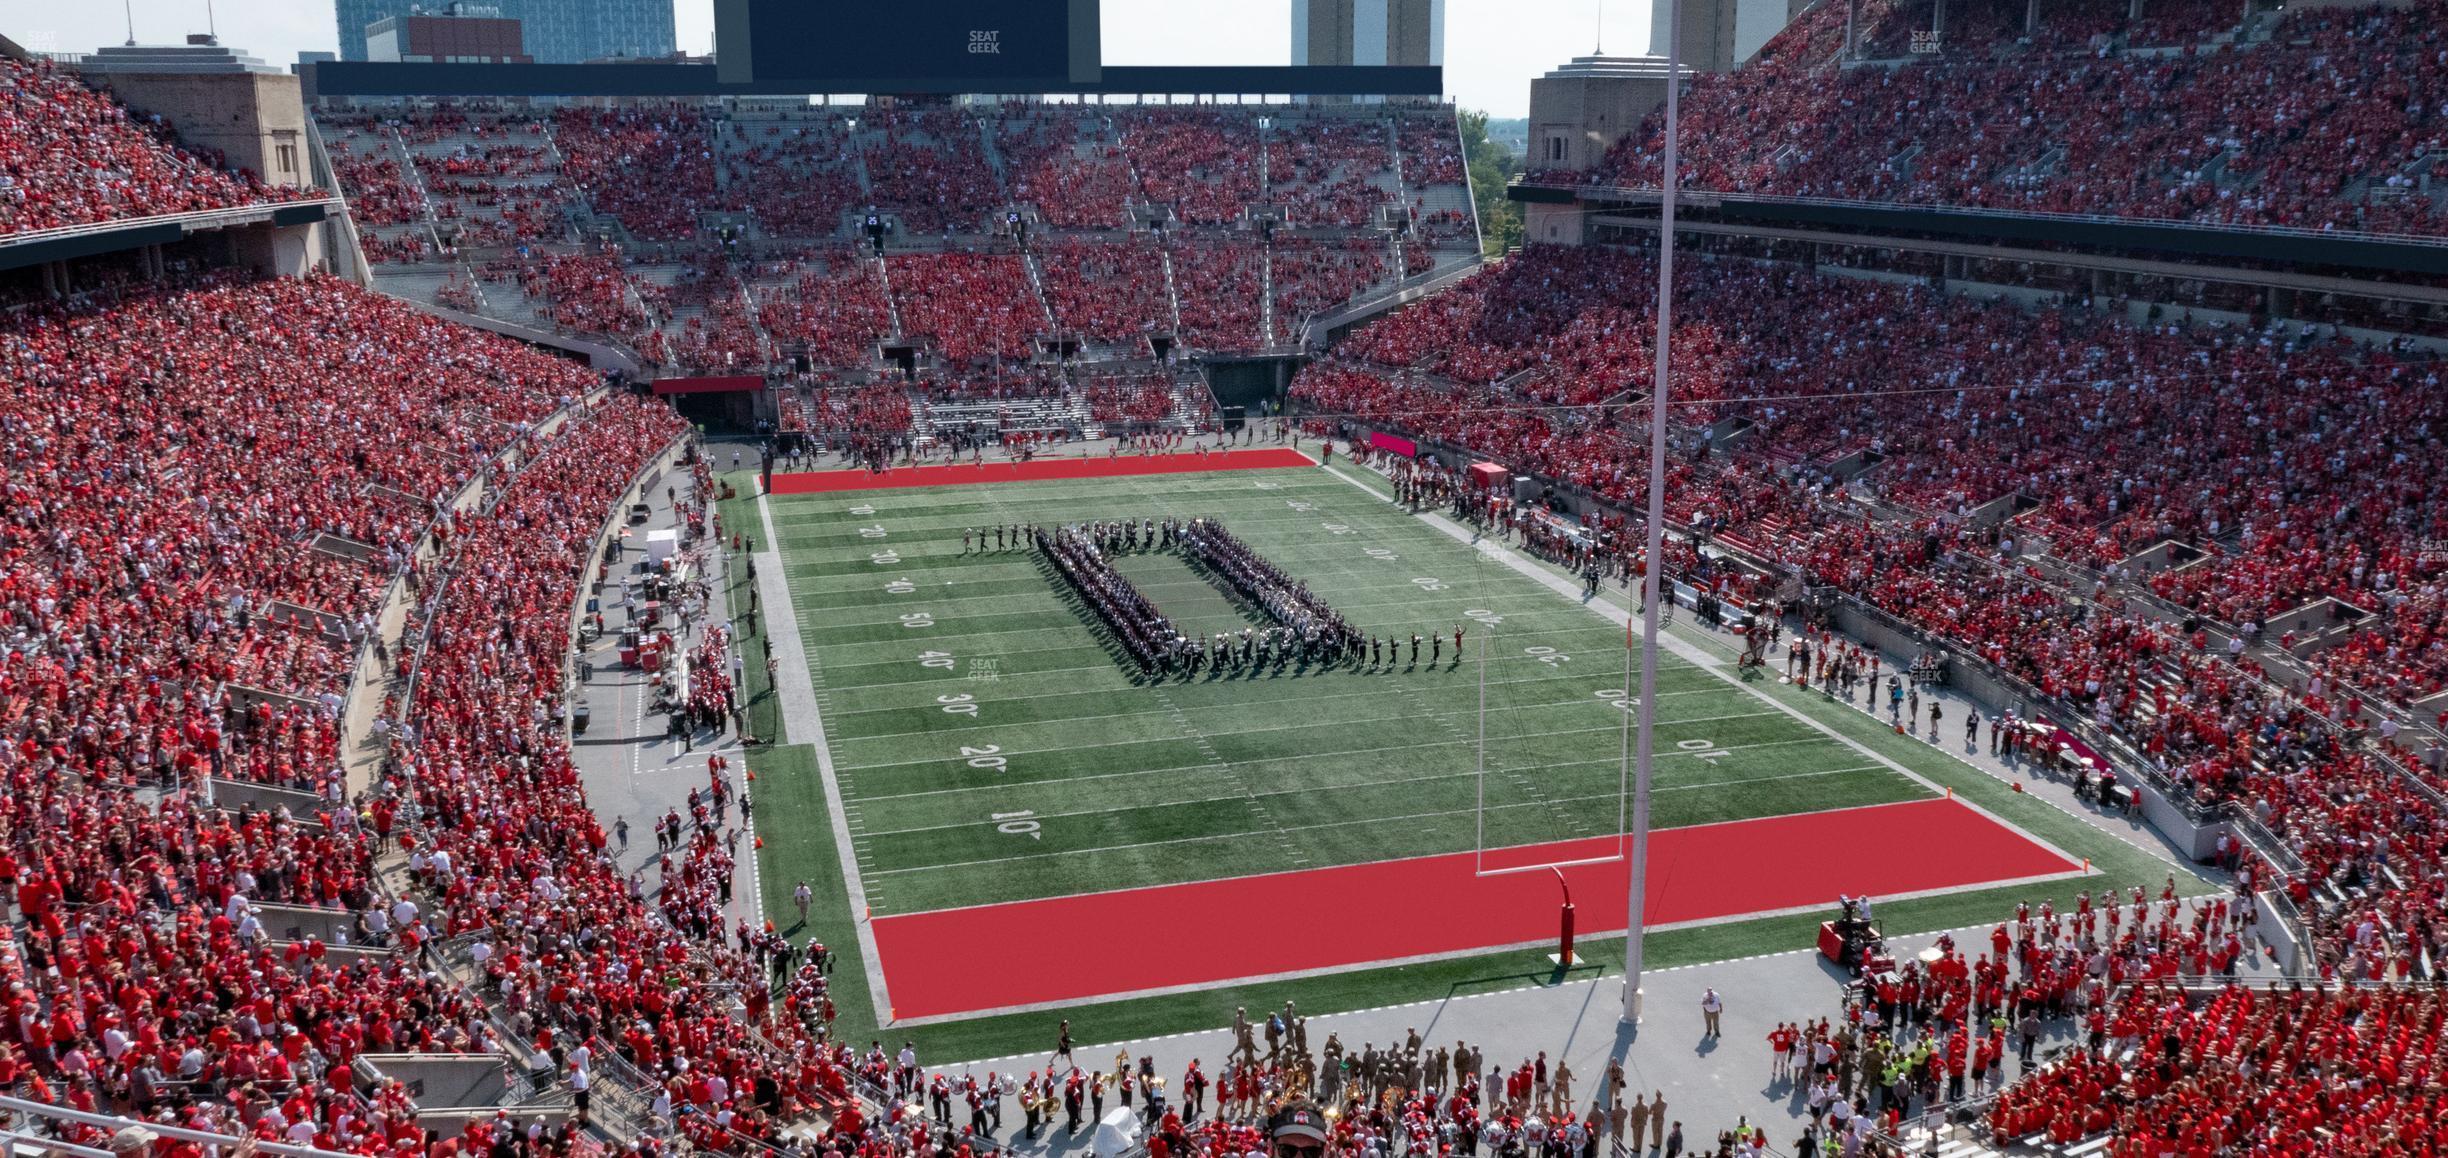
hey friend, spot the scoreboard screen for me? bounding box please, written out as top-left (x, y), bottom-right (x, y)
top-left (715, 0), bottom-right (1101, 90)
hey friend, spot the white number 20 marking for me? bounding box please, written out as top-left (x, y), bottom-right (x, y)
top-left (960, 744), bottom-right (1006, 769)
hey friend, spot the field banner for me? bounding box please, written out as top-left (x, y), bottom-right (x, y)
top-left (1369, 431), bottom-right (1418, 457)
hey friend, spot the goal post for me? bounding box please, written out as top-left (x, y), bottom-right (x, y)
top-left (1466, 547), bottom-right (1633, 880)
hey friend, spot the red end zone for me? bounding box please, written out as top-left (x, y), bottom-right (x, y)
top-left (769, 449), bottom-right (1315, 494)
top-left (870, 797), bottom-right (2080, 1020)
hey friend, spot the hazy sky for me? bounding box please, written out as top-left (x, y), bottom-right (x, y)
top-left (12, 0), bottom-right (1641, 117)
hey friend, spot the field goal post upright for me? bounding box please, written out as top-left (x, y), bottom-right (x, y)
top-left (1468, 533), bottom-right (1632, 973)
top-left (1624, 0), bottom-right (1683, 1026)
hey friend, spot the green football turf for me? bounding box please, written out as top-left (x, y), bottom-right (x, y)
top-left (723, 461), bottom-right (2209, 1062)
top-left (763, 464), bottom-right (1928, 917)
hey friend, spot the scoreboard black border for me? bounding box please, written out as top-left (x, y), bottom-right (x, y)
top-left (713, 0), bottom-right (1102, 89)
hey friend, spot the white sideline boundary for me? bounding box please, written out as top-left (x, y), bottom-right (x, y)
top-left (757, 488), bottom-right (898, 1026)
top-left (1318, 462), bottom-right (2089, 873)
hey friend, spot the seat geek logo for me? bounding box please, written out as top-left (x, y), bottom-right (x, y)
top-left (969, 30), bottom-right (1002, 54)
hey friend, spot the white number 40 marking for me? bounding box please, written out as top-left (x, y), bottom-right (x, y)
top-left (1526, 646), bottom-right (1570, 666)
top-left (885, 579), bottom-right (916, 594)
top-left (1677, 738), bottom-right (1732, 761)
top-left (1363, 547), bottom-right (1399, 561)
top-left (1412, 577), bottom-right (1448, 592)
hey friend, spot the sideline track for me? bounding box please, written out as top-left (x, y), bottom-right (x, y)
top-left (871, 795), bottom-right (2081, 1022)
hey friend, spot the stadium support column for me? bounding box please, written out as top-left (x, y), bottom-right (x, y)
top-left (1623, 0), bottom-right (1679, 1027)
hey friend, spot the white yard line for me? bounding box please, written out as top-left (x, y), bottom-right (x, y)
top-left (757, 489), bottom-right (898, 1027)
top-left (865, 754), bottom-right (1895, 877)
top-left (834, 710), bottom-right (1792, 779)
top-left (860, 761), bottom-right (1898, 840)
top-left (1320, 463), bottom-right (2089, 870)
top-left (829, 695), bottom-right (1769, 747)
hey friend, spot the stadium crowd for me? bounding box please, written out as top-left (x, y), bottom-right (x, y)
top-left (1287, 231), bottom-right (2448, 1150)
top-left (1574, 0), bottom-right (2448, 235)
top-left (0, 271), bottom-right (640, 1158)
top-left (41, 21), bottom-right (2448, 1152)
top-left (0, 56), bottom-right (311, 235)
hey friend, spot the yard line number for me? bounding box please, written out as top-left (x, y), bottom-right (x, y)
top-left (959, 744), bottom-right (1006, 770)
top-left (1677, 738), bottom-right (1731, 762)
top-left (992, 810), bottom-right (1042, 839)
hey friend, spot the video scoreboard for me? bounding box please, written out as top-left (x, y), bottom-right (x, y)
top-left (713, 0), bottom-right (1102, 91)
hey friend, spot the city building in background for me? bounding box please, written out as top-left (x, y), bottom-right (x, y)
top-left (1292, 0), bottom-right (1444, 67)
top-left (78, 36), bottom-right (313, 192)
top-left (367, 7), bottom-right (530, 63)
top-left (333, 0), bottom-right (672, 63)
top-left (1648, 0), bottom-right (1795, 73)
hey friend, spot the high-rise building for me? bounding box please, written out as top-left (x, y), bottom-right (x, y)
top-left (1292, 0), bottom-right (1443, 67)
top-left (368, 10), bottom-right (531, 63)
top-left (1647, 0), bottom-right (1793, 73)
top-left (333, 0), bottom-right (673, 63)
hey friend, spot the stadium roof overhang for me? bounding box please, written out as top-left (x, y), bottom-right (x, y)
top-left (0, 200), bottom-right (337, 272)
top-left (304, 62), bottom-right (1444, 99)
top-left (1510, 180), bottom-right (2448, 278)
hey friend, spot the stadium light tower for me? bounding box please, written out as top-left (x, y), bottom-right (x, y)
top-left (1622, 0), bottom-right (1679, 1026)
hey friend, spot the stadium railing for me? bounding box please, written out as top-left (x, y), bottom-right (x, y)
top-left (0, 197), bottom-right (345, 256)
top-left (0, 1095), bottom-right (364, 1158)
top-left (1300, 257), bottom-right (1486, 345)
top-left (2366, 740), bottom-right (2448, 811)
top-left (1513, 181), bottom-right (2448, 250)
top-left (2224, 808), bottom-right (2305, 881)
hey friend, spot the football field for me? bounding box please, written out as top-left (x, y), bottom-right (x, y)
top-left (743, 451), bottom-right (2108, 1040)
